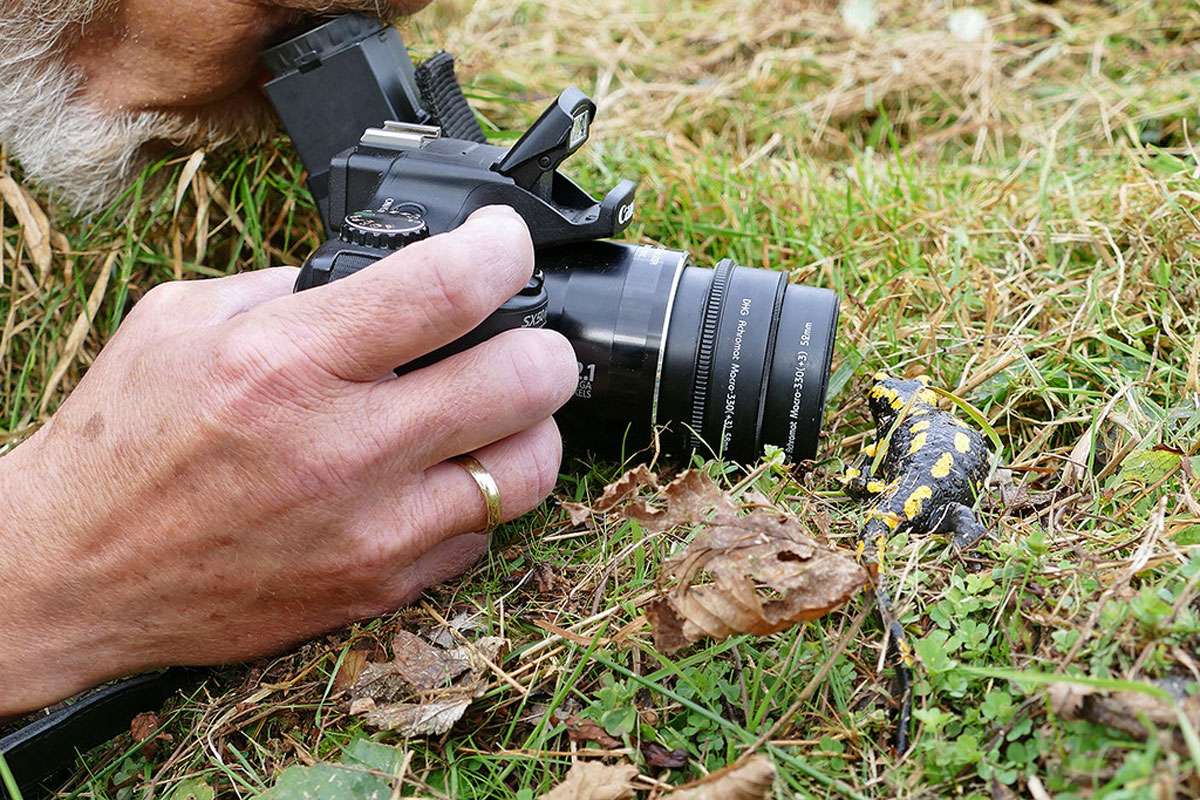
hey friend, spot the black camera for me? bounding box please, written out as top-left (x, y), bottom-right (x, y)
top-left (263, 15), bottom-right (838, 462)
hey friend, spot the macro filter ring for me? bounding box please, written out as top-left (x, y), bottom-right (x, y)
top-left (688, 259), bottom-right (734, 449)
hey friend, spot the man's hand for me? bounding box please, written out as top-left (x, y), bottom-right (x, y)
top-left (0, 206), bottom-right (578, 716)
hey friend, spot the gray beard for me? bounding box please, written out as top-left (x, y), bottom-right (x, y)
top-left (0, 0), bottom-right (269, 213)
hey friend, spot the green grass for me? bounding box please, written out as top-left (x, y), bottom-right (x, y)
top-left (3, 0), bottom-right (1200, 797)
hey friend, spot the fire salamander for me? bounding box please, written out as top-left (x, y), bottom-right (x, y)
top-left (845, 372), bottom-right (990, 552)
top-left (843, 371), bottom-right (992, 753)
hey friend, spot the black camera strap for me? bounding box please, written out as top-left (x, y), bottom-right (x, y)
top-left (0, 669), bottom-right (203, 796)
top-left (414, 52), bottom-right (488, 144)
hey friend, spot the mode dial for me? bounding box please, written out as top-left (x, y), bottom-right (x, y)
top-left (340, 209), bottom-right (430, 249)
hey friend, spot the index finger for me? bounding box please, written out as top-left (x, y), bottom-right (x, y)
top-left (252, 205), bottom-right (534, 382)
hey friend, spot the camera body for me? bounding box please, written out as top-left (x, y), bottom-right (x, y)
top-left (296, 89), bottom-right (637, 369)
top-left (268, 15), bottom-right (839, 463)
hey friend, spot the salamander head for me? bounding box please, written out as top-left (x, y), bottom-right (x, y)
top-left (867, 372), bottom-right (937, 426)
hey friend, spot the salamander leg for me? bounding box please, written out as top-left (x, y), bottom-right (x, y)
top-left (843, 442), bottom-right (878, 498)
top-left (932, 502), bottom-right (988, 551)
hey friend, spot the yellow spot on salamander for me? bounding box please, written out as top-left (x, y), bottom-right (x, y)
top-left (916, 375), bottom-right (931, 385)
top-left (911, 420), bottom-right (930, 433)
top-left (931, 452), bottom-right (955, 478)
top-left (955, 432), bottom-right (972, 453)
top-left (898, 637), bottom-right (915, 667)
top-left (870, 384), bottom-right (898, 402)
top-left (866, 480), bottom-right (888, 494)
top-left (867, 509), bottom-right (902, 529)
top-left (874, 371), bottom-right (889, 382)
top-left (908, 432), bottom-right (928, 455)
top-left (904, 486), bottom-right (933, 519)
top-left (844, 467), bottom-right (861, 480)
top-left (919, 388), bottom-right (938, 404)
top-left (862, 442), bottom-right (877, 457)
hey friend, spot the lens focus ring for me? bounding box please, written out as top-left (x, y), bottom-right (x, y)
top-left (688, 259), bottom-right (734, 449)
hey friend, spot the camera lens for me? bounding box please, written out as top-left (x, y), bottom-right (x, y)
top-left (541, 242), bottom-right (838, 463)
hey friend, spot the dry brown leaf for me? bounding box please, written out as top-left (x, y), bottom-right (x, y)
top-left (0, 174), bottom-right (53, 279)
top-left (666, 756), bottom-right (775, 800)
top-left (565, 715), bottom-right (622, 749)
top-left (628, 469), bottom-right (737, 532)
top-left (1048, 680), bottom-right (1200, 751)
top-left (348, 630), bottom-right (505, 736)
top-left (641, 741), bottom-right (688, 768)
top-left (129, 710), bottom-right (172, 757)
top-left (562, 464), bottom-right (660, 524)
top-left (538, 762), bottom-right (638, 800)
top-left (351, 697), bottom-right (473, 736)
top-left (644, 471), bottom-right (867, 652)
top-left (331, 649), bottom-right (369, 694)
top-left (130, 711), bottom-right (160, 742)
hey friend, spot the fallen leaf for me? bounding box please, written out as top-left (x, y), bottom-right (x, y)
top-left (643, 470), bottom-right (867, 652)
top-left (130, 711), bottom-right (160, 742)
top-left (0, 174), bottom-right (52, 279)
top-left (167, 778), bottom-right (214, 800)
top-left (562, 464), bottom-right (660, 524)
top-left (352, 631), bottom-right (472, 697)
top-left (332, 650), bottom-right (369, 694)
top-left (354, 698), bottom-right (472, 736)
top-left (426, 610), bottom-right (479, 648)
top-left (1117, 448), bottom-right (1181, 487)
top-left (538, 762), bottom-right (638, 800)
top-left (1048, 679), bottom-right (1200, 752)
top-left (565, 715), bottom-right (622, 749)
top-left (666, 756), bottom-right (775, 799)
top-left (347, 630), bottom-right (505, 736)
top-left (641, 741), bottom-right (688, 768)
top-left (129, 710), bottom-right (172, 756)
top-left (987, 468), bottom-right (1055, 514)
top-left (628, 469), bottom-right (737, 533)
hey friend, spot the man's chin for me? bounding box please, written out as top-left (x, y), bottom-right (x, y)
top-left (3, 72), bottom-right (277, 215)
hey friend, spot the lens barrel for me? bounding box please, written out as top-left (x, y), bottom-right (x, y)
top-left (541, 242), bottom-right (838, 463)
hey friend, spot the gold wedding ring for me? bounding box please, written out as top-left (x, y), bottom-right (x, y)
top-left (450, 454), bottom-right (503, 534)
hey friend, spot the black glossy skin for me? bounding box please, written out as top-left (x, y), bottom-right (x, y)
top-left (845, 373), bottom-right (991, 551)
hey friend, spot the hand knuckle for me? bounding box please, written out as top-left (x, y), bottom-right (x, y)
top-left (456, 215), bottom-right (535, 284)
top-left (543, 332), bottom-right (580, 400)
top-left (502, 332), bottom-right (568, 415)
top-left (524, 421), bottom-right (563, 500)
top-left (421, 244), bottom-right (486, 319)
top-left (135, 281), bottom-right (188, 315)
top-left (207, 325), bottom-right (326, 421)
